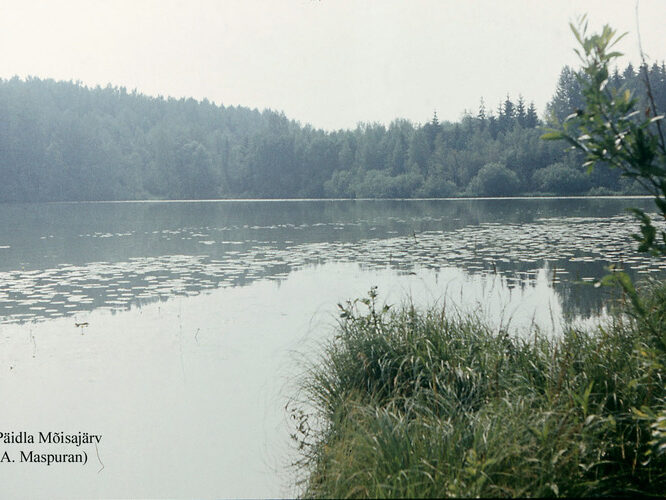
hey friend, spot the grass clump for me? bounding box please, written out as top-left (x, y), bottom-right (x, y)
top-left (292, 284), bottom-right (666, 498)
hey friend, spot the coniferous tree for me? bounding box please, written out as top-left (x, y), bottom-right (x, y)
top-left (487, 111), bottom-right (499, 139)
top-left (516, 95), bottom-right (526, 127)
top-left (547, 66), bottom-right (585, 123)
top-left (422, 112), bottom-right (441, 150)
top-left (477, 98), bottom-right (487, 131)
top-left (622, 62), bottom-right (635, 81)
top-left (477, 97), bottom-right (486, 121)
top-left (525, 102), bottom-right (539, 128)
top-left (503, 94), bottom-right (515, 120)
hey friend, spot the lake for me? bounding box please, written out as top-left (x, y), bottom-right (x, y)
top-left (0, 197), bottom-right (664, 498)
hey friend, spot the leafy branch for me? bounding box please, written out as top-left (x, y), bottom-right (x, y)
top-left (542, 15), bottom-right (666, 257)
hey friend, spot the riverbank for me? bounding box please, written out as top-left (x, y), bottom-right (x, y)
top-left (293, 281), bottom-right (666, 497)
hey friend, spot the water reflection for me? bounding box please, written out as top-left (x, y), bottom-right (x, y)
top-left (0, 262), bottom-right (614, 497)
top-left (0, 198), bottom-right (664, 324)
top-left (1, 199), bottom-right (664, 498)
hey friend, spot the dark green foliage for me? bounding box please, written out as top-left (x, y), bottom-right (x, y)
top-left (543, 18), bottom-right (666, 257)
top-left (355, 170), bottom-right (424, 199)
top-left (2, 63), bottom-right (665, 201)
top-left (547, 66), bottom-right (587, 124)
top-left (466, 162), bottom-right (520, 197)
top-left (533, 162), bottom-right (591, 195)
top-left (293, 285), bottom-right (666, 498)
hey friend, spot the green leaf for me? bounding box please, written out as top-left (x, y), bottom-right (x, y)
top-left (540, 131), bottom-right (564, 140)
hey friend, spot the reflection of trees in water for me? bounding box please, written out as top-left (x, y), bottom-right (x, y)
top-left (2, 250), bottom-right (660, 325)
top-left (0, 198), bottom-right (661, 324)
top-left (0, 198), bottom-right (655, 271)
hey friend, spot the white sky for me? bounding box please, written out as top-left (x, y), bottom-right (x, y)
top-left (1, 0), bottom-right (664, 130)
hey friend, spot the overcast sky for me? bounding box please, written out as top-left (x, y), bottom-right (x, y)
top-left (1, 0), bottom-right (665, 130)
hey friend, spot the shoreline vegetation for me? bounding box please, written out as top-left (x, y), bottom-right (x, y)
top-left (290, 19), bottom-right (666, 498)
top-left (292, 282), bottom-right (666, 497)
top-left (1, 194), bottom-right (657, 206)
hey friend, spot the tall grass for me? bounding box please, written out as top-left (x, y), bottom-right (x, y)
top-left (292, 282), bottom-right (666, 497)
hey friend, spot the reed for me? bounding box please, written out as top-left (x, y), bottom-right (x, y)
top-left (293, 281), bottom-right (666, 498)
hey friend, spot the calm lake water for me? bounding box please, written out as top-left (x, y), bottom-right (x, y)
top-left (0, 197), bottom-right (664, 498)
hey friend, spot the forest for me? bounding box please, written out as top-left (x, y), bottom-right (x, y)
top-left (0, 61), bottom-right (665, 202)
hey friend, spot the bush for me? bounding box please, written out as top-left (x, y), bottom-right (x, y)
top-left (533, 162), bottom-right (590, 195)
top-left (587, 186), bottom-right (618, 196)
top-left (323, 170), bottom-right (354, 198)
top-left (417, 176), bottom-right (458, 198)
top-left (466, 162), bottom-right (520, 197)
top-left (355, 170), bottom-right (424, 198)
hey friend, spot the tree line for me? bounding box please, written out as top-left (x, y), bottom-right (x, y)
top-left (0, 61), bottom-right (664, 201)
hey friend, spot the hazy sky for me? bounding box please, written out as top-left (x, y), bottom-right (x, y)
top-left (1, 0), bottom-right (665, 130)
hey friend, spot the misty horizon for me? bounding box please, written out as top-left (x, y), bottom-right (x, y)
top-left (2, 1), bottom-right (665, 131)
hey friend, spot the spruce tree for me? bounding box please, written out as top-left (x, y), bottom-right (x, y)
top-left (525, 102), bottom-right (538, 128)
top-left (477, 97), bottom-right (486, 121)
top-left (516, 94), bottom-right (526, 127)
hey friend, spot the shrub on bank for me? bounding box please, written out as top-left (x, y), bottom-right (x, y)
top-left (466, 163), bottom-right (520, 197)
